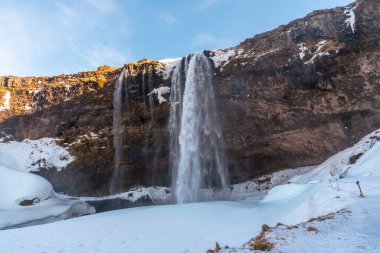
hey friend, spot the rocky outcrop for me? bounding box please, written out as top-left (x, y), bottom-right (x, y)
top-left (0, 0), bottom-right (379, 196)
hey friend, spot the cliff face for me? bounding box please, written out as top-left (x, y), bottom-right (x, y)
top-left (211, 0), bottom-right (380, 182)
top-left (1, 0), bottom-right (379, 196)
top-left (0, 60), bottom-right (169, 195)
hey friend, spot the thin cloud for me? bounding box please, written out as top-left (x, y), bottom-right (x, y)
top-left (75, 44), bottom-right (133, 69)
top-left (85, 0), bottom-right (116, 12)
top-left (194, 32), bottom-right (217, 46)
top-left (193, 32), bottom-right (233, 50)
top-left (160, 13), bottom-right (179, 31)
top-left (56, 3), bottom-right (79, 27)
top-left (196, 0), bottom-right (220, 11)
top-left (0, 1), bottom-right (133, 76)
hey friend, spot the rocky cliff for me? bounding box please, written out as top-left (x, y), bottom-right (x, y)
top-left (0, 0), bottom-right (379, 196)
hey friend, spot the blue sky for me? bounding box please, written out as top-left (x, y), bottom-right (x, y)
top-left (0, 0), bottom-right (353, 76)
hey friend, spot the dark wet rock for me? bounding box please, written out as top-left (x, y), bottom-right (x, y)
top-left (85, 197), bottom-right (154, 213)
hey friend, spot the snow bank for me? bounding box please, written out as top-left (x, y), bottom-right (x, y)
top-left (291, 129), bottom-right (380, 182)
top-left (0, 165), bottom-right (53, 209)
top-left (0, 137), bottom-right (74, 172)
top-left (229, 166), bottom-right (314, 201)
top-left (0, 164), bottom-right (95, 230)
top-left (261, 184), bottom-right (313, 203)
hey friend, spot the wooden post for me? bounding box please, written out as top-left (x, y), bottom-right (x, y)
top-left (356, 181), bottom-right (364, 198)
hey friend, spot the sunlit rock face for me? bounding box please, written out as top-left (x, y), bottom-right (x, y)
top-left (0, 0), bottom-right (380, 197)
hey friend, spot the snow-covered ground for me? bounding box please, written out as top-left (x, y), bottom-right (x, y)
top-left (1, 129), bottom-right (380, 252)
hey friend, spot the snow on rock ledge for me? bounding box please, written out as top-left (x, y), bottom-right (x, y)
top-left (157, 58), bottom-right (181, 80)
top-left (0, 137), bottom-right (74, 172)
top-left (210, 48), bottom-right (242, 69)
top-left (298, 43), bottom-right (309, 60)
top-left (304, 40), bottom-right (330, 64)
top-left (148, 86), bottom-right (171, 104)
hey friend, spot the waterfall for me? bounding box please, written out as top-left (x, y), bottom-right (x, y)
top-left (169, 58), bottom-right (184, 191)
top-left (147, 65), bottom-right (161, 185)
top-left (141, 66), bottom-right (147, 105)
top-left (110, 68), bottom-right (127, 194)
top-left (170, 52), bottom-right (228, 204)
top-left (147, 66), bottom-right (156, 131)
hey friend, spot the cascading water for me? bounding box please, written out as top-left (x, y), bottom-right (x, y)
top-left (169, 58), bottom-right (185, 190)
top-left (170, 52), bottom-right (228, 204)
top-left (141, 66), bottom-right (147, 105)
top-left (147, 66), bottom-right (155, 125)
top-left (110, 68), bottom-right (127, 194)
top-left (146, 65), bottom-right (162, 185)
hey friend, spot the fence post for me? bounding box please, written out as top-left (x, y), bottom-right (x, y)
top-left (335, 179), bottom-right (340, 191)
top-left (356, 181), bottom-right (364, 198)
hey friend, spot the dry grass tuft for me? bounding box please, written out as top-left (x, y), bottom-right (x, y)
top-left (249, 224), bottom-right (275, 251)
top-left (308, 212), bottom-right (335, 223)
top-left (206, 242), bottom-right (225, 253)
top-left (307, 226), bottom-right (318, 232)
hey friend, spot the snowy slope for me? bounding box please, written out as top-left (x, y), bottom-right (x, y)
top-left (220, 129), bottom-right (380, 252)
top-left (0, 130), bottom-right (379, 252)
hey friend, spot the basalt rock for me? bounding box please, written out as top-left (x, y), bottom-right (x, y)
top-left (0, 0), bottom-right (379, 196)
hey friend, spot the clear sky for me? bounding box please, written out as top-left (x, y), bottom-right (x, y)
top-left (0, 0), bottom-right (353, 76)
